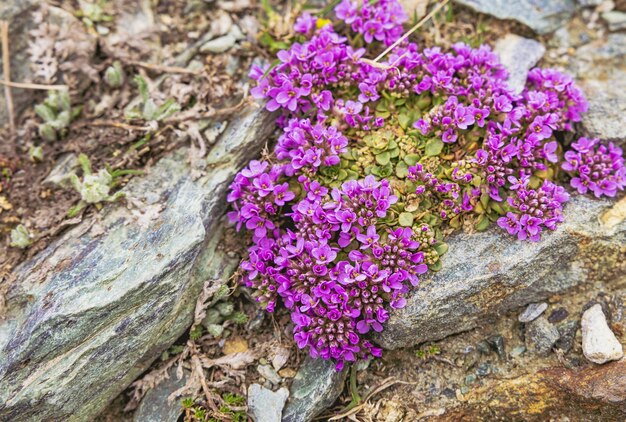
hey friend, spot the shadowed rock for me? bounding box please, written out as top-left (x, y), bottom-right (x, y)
top-left (454, 0), bottom-right (576, 34)
top-left (375, 196), bottom-right (626, 350)
top-left (283, 356), bottom-right (348, 422)
top-left (0, 104), bottom-right (274, 421)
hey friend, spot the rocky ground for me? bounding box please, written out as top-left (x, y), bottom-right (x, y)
top-left (0, 0), bottom-right (625, 421)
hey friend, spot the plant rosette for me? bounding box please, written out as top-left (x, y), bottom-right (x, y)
top-left (226, 0), bottom-right (625, 370)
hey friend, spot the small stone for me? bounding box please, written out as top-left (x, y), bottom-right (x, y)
top-left (257, 364), bottom-right (282, 384)
top-left (494, 34), bottom-right (546, 94)
top-left (222, 337), bottom-right (248, 355)
top-left (282, 357), bottom-right (348, 422)
top-left (510, 345), bottom-right (526, 358)
top-left (200, 34), bottom-right (236, 53)
top-left (602, 11), bottom-right (626, 31)
top-left (519, 302), bottom-right (549, 323)
top-left (581, 304), bottom-right (624, 364)
top-left (475, 363), bottom-right (491, 377)
top-left (43, 153), bottom-right (80, 188)
top-left (555, 320), bottom-right (578, 354)
top-left (476, 340), bottom-right (491, 354)
top-left (525, 317), bottom-right (560, 355)
top-left (271, 347), bottom-right (290, 371)
top-left (278, 368), bottom-right (296, 378)
top-left (548, 307), bottom-right (569, 324)
top-left (460, 386), bottom-right (470, 395)
top-left (486, 335), bottom-right (506, 360)
top-left (133, 368), bottom-right (187, 422)
top-left (247, 384), bottom-right (289, 422)
top-left (464, 374), bottom-right (477, 385)
top-left (442, 387), bottom-right (456, 399)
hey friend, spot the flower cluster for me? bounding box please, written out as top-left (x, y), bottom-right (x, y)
top-left (276, 118), bottom-right (348, 176)
top-left (497, 176), bottom-right (569, 242)
top-left (561, 137), bottom-right (626, 198)
top-left (227, 0), bottom-right (625, 370)
top-left (335, 0), bottom-right (408, 46)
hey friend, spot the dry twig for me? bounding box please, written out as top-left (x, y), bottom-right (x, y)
top-left (1, 21), bottom-right (15, 133)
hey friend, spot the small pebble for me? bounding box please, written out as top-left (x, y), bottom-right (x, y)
top-left (548, 307), bottom-right (569, 324)
top-left (510, 345), bottom-right (526, 358)
top-left (476, 340), bottom-right (491, 354)
top-left (555, 320), bottom-right (579, 354)
top-left (581, 304), bottom-right (624, 364)
top-left (486, 335), bottom-right (506, 360)
top-left (257, 364), bottom-right (282, 384)
top-left (200, 33), bottom-right (236, 53)
top-left (247, 384), bottom-right (289, 422)
top-left (519, 302), bottom-right (548, 323)
top-left (525, 317), bottom-right (560, 355)
top-left (442, 388), bottom-right (456, 399)
top-left (464, 374), bottom-right (476, 385)
top-left (475, 363), bottom-right (491, 377)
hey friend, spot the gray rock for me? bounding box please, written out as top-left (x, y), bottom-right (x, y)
top-left (42, 153), bottom-right (80, 188)
top-left (133, 368), bottom-right (187, 422)
top-left (486, 334), bottom-right (506, 360)
top-left (375, 195), bottom-right (626, 350)
top-left (257, 364), bottom-right (282, 385)
top-left (494, 34), bottom-right (546, 94)
top-left (282, 356), bottom-right (348, 422)
top-left (568, 34), bottom-right (626, 145)
top-left (0, 104), bottom-right (275, 421)
top-left (525, 317), bottom-right (560, 355)
top-left (454, 0), bottom-right (576, 34)
top-left (518, 302), bottom-right (548, 323)
top-left (200, 34), bottom-right (237, 53)
top-left (581, 304), bottom-right (624, 364)
top-left (247, 384), bottom-right (289, 422)
top-left (0, 0), bottom-right (38, 125)
top-left (510, 345), bottom-right (526, 358)
top-left (603, 11), bottom-right (626, 31)
top-left (555, 319), bottom-right (578, 353)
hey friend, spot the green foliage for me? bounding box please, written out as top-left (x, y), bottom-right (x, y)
top-left (104, 61), bottom-right (125, 88)
top-left (10, 224), bottom-right (33, 249)
top-left (35, 90), bottom-right (81, 141)
top-left (67, 154), bottom-right (140, 217)
top-left (125, 75), bottom-right (181, 122)
top-left (416, 344), bottom-right (441, 360)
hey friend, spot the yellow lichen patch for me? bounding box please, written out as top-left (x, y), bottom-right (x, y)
top-left (0, 195), bottom-right (12, 212)
top-left (600, 196), bottom-right (626, 228)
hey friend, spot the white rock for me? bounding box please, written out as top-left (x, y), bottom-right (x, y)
top-left (247, 384), bottom-right (289, 422)
top-left (494, 34), bottom-right (546, 94)
top-left (581, 304), bottom-right (624, 364)
top-left (200, 34), bottom-right (236, 53)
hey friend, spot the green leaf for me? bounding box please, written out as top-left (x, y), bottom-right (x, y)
top-left (398, 212), bottom-right (414, 227)
top-left (398, 113), bottom-right (411, 130)
top-left (404, 153), bottom-right (420, 166)
top-left (429, 259), bottom-right (443, 272)
top-left (475, 214), bottom-right (490, 231)
top-left (395, 161), bottom-right (409, 178)
top-left (433, 242), bottom-right (448, 256)
top-left (152, 99), bottom-right (181, 121)
top-left (376, 151), bottom-right (390, 165)
top-left (134, 75), bottom-right (150, 102)
top-left (35, 104), bottom-right (56, 123)
top-left (425, 138), bottom-right (444, 157)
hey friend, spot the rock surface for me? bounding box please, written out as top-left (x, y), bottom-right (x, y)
top-left (454, 0), bottom-right (576, 34)
top-left (375, 196), bottom-right (626, 350)
top-left (282, 356), bottom-right (348, 422)
top-left (0, 0), bottom-right (38, 125)
top-left (494, 34), bottom-right (546, 94)
top-left (581, 304), bottom-right (624, 364)
top-left (568, 34), bottom-right (626, 144)
top-left (133, 368), bottom-right (187, 422)
top-left (451, 358), bottom-right (626, 419)
top-left (0, 104), bottom-right (274, 421)
top-left (247, 384), bottom-right (289, 422)
top-left (525, 317), bottom-right (560, 355)
top-left (518, 302), bottom-right (548, 323)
